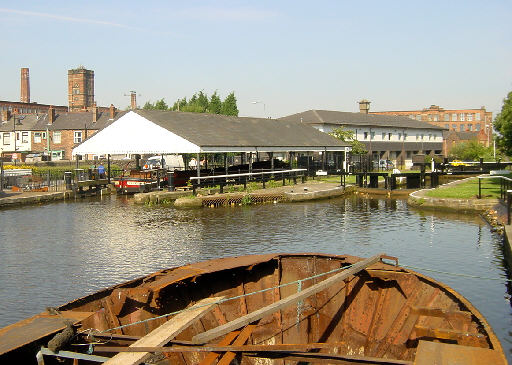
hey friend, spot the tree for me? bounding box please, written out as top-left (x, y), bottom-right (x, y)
top-left (328, 127), bottom-right (367, 155)
top-left (449, 139), bottom-right (494, 161)
top-left (494, 91), bottom-right (512, 155)
top-left (208, 91), bottom-right (222, 114)
top-left (154, 98), bottom-right (168, 110)
top-left (221, 92), bottom-right (239, 116)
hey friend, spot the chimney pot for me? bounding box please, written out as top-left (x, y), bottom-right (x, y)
top-left (48, 106), bottom-right (55, 124)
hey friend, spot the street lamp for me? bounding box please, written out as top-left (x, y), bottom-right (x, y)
top-left (485, 124), bottom-right (496, 159)
top-left (251, 101), bottom-right (267, 118)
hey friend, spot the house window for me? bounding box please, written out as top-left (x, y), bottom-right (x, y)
top-left (452, 124), bottom-right (456, 130)
top-left (444, 114), bottom-right (449, 121)
top-left (388, 133), bottom-right (392, 140)
top-left (452, 113), bottom-right (457, 121)
top-left (370, 131), bottom-right (375, 140)
top-left (416, 115), bottom-right (421, 121)
top-left (476, 124), bottom-right (481, 131)
top-left (364, 132), bottom-right (368, 140)
top-left (3, 132), bottom-right (10, 145)
top-left (467, 113), bottom-right (473, 121)
top-left (468, 124), bottom-right (473, 131)
top-left (42, 132), bottom-right (47, 139)
top-left (460, 124), bottom-right (465, 131)
top-left (53, 131), bottom-right (61, 144)
top-left (476, 113), bottom-right (481, 121)
top-left (34, 132), bottom-right (41, 143)
top-left (74, 131), bottom-right (83, 143)
top-left (22, 132), bottom-right (29, 143)
top-left (460, 113), bottom-right (465, 121)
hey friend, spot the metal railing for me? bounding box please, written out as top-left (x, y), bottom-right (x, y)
top-left (189, 169), bottom-right (307, 195)
top-left (478, 175), bottom-right (512, 224)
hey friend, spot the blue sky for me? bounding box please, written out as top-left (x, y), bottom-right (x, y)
top-left (0, 1), bottom-right (511, 118)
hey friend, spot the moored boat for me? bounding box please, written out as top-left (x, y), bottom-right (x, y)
top-left (0, 253), bottom-right (506, 364)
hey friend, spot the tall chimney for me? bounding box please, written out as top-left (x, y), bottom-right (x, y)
top-left (109, 104), bottom-right (116, 119)
top-left (358, 99), bottom-right (371, 114)
top-left (130, 91), bottom-right (137, 110)
top-left (20, 68), bottom-right (30, 103)
top-left (48, 106), bottom-right (55, 124)
top-left (92, 102), bottom-right (98, 123)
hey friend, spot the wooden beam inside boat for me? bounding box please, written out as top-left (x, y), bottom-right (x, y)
top-left (102, 296), bottom-right (223, 365)
top-left (245, 351), bottom-right (414, 364)
top-left (191, 254), bottom-right (385, 344)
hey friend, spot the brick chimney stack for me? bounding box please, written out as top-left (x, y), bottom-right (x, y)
top-left (48, 106), bottom-right (55, 124)
top-left (109, 104), bottom-right (116, 120)
top-left (20, 68), bottom-right (30, 103)
top-left (358, 99), bottom-right (371, 114)
top-left (92, 102), bottom-right (98, 123)
top-left (130, 91), bottom-right (137, 110)
top-left (1, 110), bottom-right (10, 122)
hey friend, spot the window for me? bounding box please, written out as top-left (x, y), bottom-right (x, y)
top-left (364, 132), bottom-right (368, 140)
top-left (467, 113), bottom-right (473, 121)
top-left (22, 132), bottom-right (28, 143)
top-left (452, 113), bottom-right (457, 121)
top-left (468, 124), bottom-right (473, 131)
top-left (421, 134), bottom-right (424, 140)
top-left (74, 131), bottom-right (83, 143)
top-left (370, 131), bottom-right (375, 140)
top-left (416, 134), bottom-right (419, 141)
top-left (388, 132), bottom-right (392, 140)
top-left (409, 114), bottom-right (414, 119)
top-left (382, 132), bottom-right (386, 140)
top-left (428, 134), bottom-right (432, 140)
top-left (398, 133), bottom-right (402, 140)
top-left (444, 124), bottom-right (449, 129)
top-left (53, 131), bottom-right (61, 144)
top-left (42, 132), bottom-right (47, 139)
top-left (416, 115), bottom-right (421, 121)
top-left (428, 114), bottom-right (432, 121)
top-left (73, 88), bottom-right (80, 95)
top-left (476, 113), bottom-right (481, 121)
top-left (460, 113), bottom-right (465, 121)
top-left (444, 114), bottom-right (449, 121)
top-left (3, 132), bottom-right (10, 145)
top-left (452, 124), bottom-right (457, 130)
top-left (476, 124), bottom-right (481, 131)
top-left (404, 133), bottom-right (407, 140)
top-left (460, 124), bottom-right (465, 131)
top-left (433, 115), bottom-right (438, 121)
top-left (34, 132), bottom-right (41, 143)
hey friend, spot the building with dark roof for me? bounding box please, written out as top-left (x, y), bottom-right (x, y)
top-left (279, 101), bottom-right (446, 168)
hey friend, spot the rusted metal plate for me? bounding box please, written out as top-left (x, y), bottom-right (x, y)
top-left (413, 340), bottom-right (507, 365)
top-left (0, 311), bottom-right (94, 355)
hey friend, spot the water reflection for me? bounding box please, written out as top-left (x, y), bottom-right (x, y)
top-left (0, 194), bottom-right (511, 361)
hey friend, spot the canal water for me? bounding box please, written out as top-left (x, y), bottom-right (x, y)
top-left (1, 195), bottom-right (511, 360)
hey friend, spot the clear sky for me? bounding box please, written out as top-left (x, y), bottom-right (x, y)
top-left (1, 1), bottom-right (511, 118)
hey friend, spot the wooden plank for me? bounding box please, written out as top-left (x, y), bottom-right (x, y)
top-left (410, 306), bottom-right (472, 322)
top-left (192, 254), bottom-right (384, 344)
top-left (95, 341), bottom-right (346, 353)
top-left (413, 325), bottom-right (487, 347)
top-left (103, 296), bottom-right (223, 365)
top-left (0, 311), bottom-right (94, 355)
top-left (198, 331), bottom-right (240, 365)
top-left (217, 324), bottom-right (255, 365)
top-left (413, 340), bottom-right (506, 365)
top-left (247, 351), bottom-right (414, 364)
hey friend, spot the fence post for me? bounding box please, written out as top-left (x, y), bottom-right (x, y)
top-left (508, 191), bottom-right (512, 225)
top-left (478, 177), bottom-right (481, 199)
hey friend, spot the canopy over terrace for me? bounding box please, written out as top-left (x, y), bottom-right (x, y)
top-left (72, 110), bottom-right (351, 156)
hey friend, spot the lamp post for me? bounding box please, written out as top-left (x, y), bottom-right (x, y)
top-left (251, 101), bottom-right (267, 118)
top-left (485, 124), bottom-right (496, 159)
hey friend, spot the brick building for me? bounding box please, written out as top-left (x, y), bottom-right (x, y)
top-left (68, 66), bottom-right (94, 111)
top-left (443, 130), bottom-right (489, 156)
top-left (0, 105), bottom-right (124, 160)
top-left (371, 105), bottom-right (493, 147)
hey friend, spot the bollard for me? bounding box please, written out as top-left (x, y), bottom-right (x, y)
top-left (167, 171), bottom-right (175, 191)
top-left (64, 172), bottom-right (72, 190)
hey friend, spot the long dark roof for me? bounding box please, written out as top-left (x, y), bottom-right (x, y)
top-left (0, 111), bottom-right (126, 132)
top-left (135, 110), bottom-right (350, 148)
top-left (279, 110), bottom-right (445, 130)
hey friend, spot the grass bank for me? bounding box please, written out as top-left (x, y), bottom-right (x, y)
top-left (425, 175), bottom-right (511, 199)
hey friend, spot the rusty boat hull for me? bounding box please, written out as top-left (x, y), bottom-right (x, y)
top-left (0, 253), bottom-right (506, 364)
